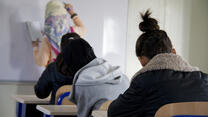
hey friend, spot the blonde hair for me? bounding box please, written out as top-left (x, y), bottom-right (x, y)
top-left (45, 0), bottom-right (68, 18)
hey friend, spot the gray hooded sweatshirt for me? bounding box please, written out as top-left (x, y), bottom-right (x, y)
top-left (69, 58), bottom-right (130, 117)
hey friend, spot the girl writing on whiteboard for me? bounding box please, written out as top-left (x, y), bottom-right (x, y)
top-left (32, 0), bottom-right (86, 67)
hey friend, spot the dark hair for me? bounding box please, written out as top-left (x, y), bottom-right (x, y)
top-left (136, 10), bottom-right (173, 59)
top-left (56, 33), bottom-right (80, 76)
top-left (61, 32), bottom-right (80, 50)
top-left (56, 33), bottom-right (96, 77)
top-left (60, 35), bottom-right (96, 77)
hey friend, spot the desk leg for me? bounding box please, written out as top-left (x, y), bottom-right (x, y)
top-left (43, 114), bottom-right (53, 117)
top-left (16, 102), bottom-right (26, 117)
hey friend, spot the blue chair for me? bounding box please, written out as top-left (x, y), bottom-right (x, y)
top-left (57, 92), bottom-right (70, 105)
top-left (55, 85), bottom-right (74, 105)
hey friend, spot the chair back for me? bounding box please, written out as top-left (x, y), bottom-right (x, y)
top-left (55, 85), bottom-right (74, 105)
top-left (99, 100), bottom-right (112, 110)
top-left (155, 102), bottom-right (208, 117)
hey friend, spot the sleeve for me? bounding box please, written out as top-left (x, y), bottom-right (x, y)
top-left (108, 77), bottom-right (146, 117)
top-left (34, 66), bottom-right (53, 99)
top-left (33, 37), bottom-right (51, 67)
top-left (71, 16), bottom-right (86, 37)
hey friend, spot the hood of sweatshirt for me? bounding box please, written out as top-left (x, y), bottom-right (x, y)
top-left (73, 58), bottom-right (124, 86)
top-left (69, 58), bottom-right (129, 117)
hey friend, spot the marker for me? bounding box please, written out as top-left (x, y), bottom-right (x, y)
top-left (63, 2), bottom-right (70, 12)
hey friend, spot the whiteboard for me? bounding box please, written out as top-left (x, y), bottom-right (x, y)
top-left (0, 0), bottom-right (128, 81)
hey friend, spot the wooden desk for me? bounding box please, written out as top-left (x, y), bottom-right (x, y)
top-left (13, 95), bottom-right (50, 117)
top-left (36, 105), bottom-right (77, 117)
top-left (14, 95), bottom-right (50, 104)
top-left (92, 110), bottom-right (107, 117)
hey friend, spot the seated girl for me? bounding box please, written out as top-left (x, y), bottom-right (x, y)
top-left (107, 10), bottom-right (208, 117)
top-left (59, 37), bottom-right (130, 117)
top-left (34, 33), bottom-right (80, 104)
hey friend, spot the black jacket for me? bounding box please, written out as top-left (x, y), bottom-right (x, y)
top-left (34, 62), bottom-right (73, 104)
top-left (108, 53), bottom-right (208, 117)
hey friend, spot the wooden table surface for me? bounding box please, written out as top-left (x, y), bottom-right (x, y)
top-left (13, 95), bottom-right (50, 104)
top-left (36, 105), bottom-right (77, 115)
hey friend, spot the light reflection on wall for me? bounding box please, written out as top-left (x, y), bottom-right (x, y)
top-left (102, 17), bottom-right (124, 71)
top-left (103, 17), bottom-right (118, 56)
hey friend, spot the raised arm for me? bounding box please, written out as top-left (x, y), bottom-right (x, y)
top-left (33, 37), bottom-right (51, 67)
top-left (65, 3), bottom-right (86, 37)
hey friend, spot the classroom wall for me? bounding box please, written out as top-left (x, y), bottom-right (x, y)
top-left (0, 0), bottom-right (46, 82)
top-left (126, 0), bottom-right (208, 78)
top-left (188, 0), bottom-right (208, 74)
top-left (0, 82), bottom-right (35, 117)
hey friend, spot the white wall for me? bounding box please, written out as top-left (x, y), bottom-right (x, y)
top-left (0, 0), bottom-right (46, 82)
top-left (187, 0), bottom-right (208, 73)
top-left (70, 0), bottom-right (128, 72)
top-left (126, 0), bottom-right (208, 78)
top-left (0, 82), bottom-right (35, 117)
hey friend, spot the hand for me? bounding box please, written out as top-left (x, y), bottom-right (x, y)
top-left (32, 38), bottom-right (40, 47)
top-left (64, 3), bottom-right (75, 15)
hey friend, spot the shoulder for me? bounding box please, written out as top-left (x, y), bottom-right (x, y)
top-left (45, 62), bottom-right (56, 72)
top-left (192, 71), bottom-right (208, 80)
top-left (132, 71), bottom-right (157, 84)
top-left (201, 72), bottom-right (208, 78)
top-left (132, 70), bottom-right (208, 86)
top-left (131, 70), bottom-right (175, 88)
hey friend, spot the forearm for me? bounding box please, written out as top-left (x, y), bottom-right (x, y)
top-left (34, 68), bottom-right (52, 99)
top-left (72, 16), bottom-right (86, 37)
top-left (34, 84), bottom-right (50, 99)
top-left (108, 95), bottom-right (129, 117)
top-left (65, 3), bottom-right (86, 37)
top-left (33, 48), bottom-right (47, 66)
top-left (33, 38), bottom-right (51, 67)
top-left (72, 16), bottom-right (84, 27)
top-left (34, 76), bottom-right (52, 99)
top-left (108, 80), bottom-right (145, 116)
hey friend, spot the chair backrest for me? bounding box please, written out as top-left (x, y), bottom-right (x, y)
top-left (155, 102), bottom-right (208, 117)
top-left (55, 85), bottom-right (74, 105)
top-left (99, 100), bottom-right (112, 110)
top-left (172, 115), bottom-right (208, 117)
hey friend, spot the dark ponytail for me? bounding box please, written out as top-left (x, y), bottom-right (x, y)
top-left (139, 10), bottom-right (159, 32)
top-left (56, 32), bottom-right (80, 76)
top-left (136, 10), bottom-right (173, 59)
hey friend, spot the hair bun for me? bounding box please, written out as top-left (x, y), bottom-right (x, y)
top-left (139, 10), bottom-right (160, 32)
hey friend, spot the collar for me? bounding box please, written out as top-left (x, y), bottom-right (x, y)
top-left (134, 53), bottom-right (199, 77)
